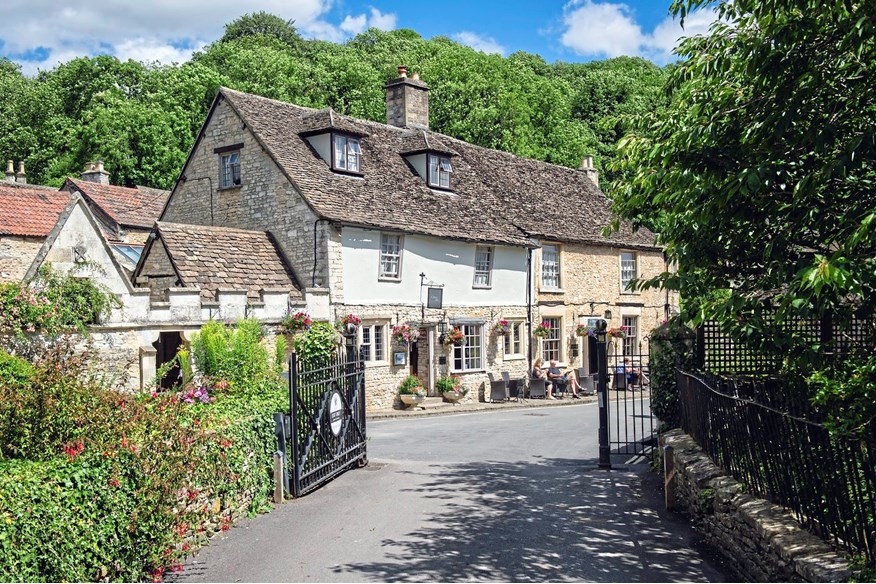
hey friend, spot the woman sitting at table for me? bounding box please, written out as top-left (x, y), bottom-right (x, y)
top-left (532, 358), bottom-right (556, 400)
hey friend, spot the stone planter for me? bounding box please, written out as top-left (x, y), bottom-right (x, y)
top-left (399, 394), bottom-right (425, 408)
top-left (442, 391), bottom-right (465, 404)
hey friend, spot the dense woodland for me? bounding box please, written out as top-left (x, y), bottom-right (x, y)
top-left (0, 13), bottom-right (668, 194)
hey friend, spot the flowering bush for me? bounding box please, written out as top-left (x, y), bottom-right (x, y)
top-left (576, 325), bottom-right (595, 337)
top-left (534, 321), bottom-right (553, 338)
top-left (444, 327), bottom-right (465, 346)
top-left (607, 327), bottom-right (627, 339)
top-left (435, 375), bottom-right (467, 396)
top-left (391, 324), bottom-right (420, 347)
top-left (493, 319), bottom-right (511, 336)
top-left (398, 375), bottom-right (425, 397)
top-left (179, 379), bottom-right (219, 404)
top-left (279, 311), bottom-right (311, 334)
top-left (340, 314), bottom-right (362, 327)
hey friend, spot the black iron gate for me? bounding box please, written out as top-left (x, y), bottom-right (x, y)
top-left (288, 345), bottom-right (367, 496)
top-left (603, 336), bottom-right (655, 460)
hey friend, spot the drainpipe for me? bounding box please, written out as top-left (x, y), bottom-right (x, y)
top-left (526, 247), bottom-right (533, 370)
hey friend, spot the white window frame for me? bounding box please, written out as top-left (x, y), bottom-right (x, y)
top-left (359, 322), bottom-right (387, 363)
top-left (620, 251), bottom-right (638, 293)
top-left (451, 324), bottom-right (484, 372)
top-left (219, 151), bottom-right (241, 188)
top-left (473, 245), bottom-right (493, 288)
top-left (333, 134), bottom-right (361, 173)
top-left (502, 321), bottom-right (525, 359)
top-left (622, 316), bottom-right (638, 357)
top-left (428, 153), bottom-right (452, 189)
top-left (541, 244), bottom-right (561, 289)
top-left (378, 233), bottom-right (403, 280)
top-left (541, 316), bottom-right (562, 363)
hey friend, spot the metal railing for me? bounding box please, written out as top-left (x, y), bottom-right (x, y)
top-left (677, 369), bottom-right (876, 563)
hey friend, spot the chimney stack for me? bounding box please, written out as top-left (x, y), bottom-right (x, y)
top-left (81, 160), bottom-right (111, 185)
top-left (15, 161), bottom-right (26, 185)
top-left (579, 155), bottom-right (599, 188)
top-left (384, 65), bottom-right (429, 130)
top-left (4, 160), bottom-right (14, 183)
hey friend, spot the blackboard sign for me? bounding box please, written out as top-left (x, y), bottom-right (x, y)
top-left (427, 287), bottom-right (443, 309)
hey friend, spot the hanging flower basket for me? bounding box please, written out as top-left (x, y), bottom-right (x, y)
top-left (607, 327), bottom-right (627, 339)
top-left (338, 313), bottom-right (362, 334)
top-left (279, 311), bottom-right (311, 335)
top-left (534, 321), bottom-right (552, 338)
top-left (493, 319), bottom-right (511, 336)
top-left (392, 323), bottom-right (420, 348)
top-left (444, 327), bottom-right (465, 346)
top-left (576, 325), bottom-right (595, 337)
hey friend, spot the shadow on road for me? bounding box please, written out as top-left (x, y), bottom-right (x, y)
top-left (332, 456), bottom-right (733, 583)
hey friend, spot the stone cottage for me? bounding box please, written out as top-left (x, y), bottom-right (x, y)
top-left (147, 68), bottom-right (674, 408)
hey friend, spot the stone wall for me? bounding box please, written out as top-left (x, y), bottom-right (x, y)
top-left (534, 242), bottom-right (674, 372)
top-left (662, 429), bottom-right (850, 583)
top-left (161, 96), bottom-right (326, 289)
top-left (0, 236), bottom-right (43, 283)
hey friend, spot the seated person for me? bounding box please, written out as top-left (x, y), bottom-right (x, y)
top-left (616, 358), bottom-right (640, 389)
top-left (531, 358), bottom-right (556, 400)
top-left (547, 360), bottom-right (584, 399)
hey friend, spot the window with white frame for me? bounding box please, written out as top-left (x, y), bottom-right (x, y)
top-left (541, 316), bottom-right (562, 362)
top-left (542, 244), bottom-right (560, 289)
top-left (622, 316), bottom-right (638, 356)
top-left (333, 134), bottom-right (361, 172)
top-left (428, 153), bottom-right (452, 189)
top-left (503, 321), bottom-right (524, 357)
top-left (219, 151), bottom-right (241, 188)
top-left (621, 251), bottom-right (638, 292)
top-left (452, 324), bottom-right (483, 371)
top-left (473, 246), bottom-right (493, 287)
top-left (379, 234), bottom-right (402, 279)
top-left (360, 322), bottom-right (386, 362)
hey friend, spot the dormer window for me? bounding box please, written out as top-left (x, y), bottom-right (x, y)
top-left (333, 134), bottom-right (361, 173)
top-left (428, 154), bottom-right (453, 189)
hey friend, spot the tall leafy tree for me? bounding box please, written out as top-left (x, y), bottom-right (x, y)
top-left (612, 0), bottom-right (876, 344)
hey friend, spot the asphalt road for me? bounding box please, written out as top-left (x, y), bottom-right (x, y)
top-left (172, 403), bottom-right (736, 582)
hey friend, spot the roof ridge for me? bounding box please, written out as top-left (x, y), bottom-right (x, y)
top-left (156, 221), bottom-right (271, 235)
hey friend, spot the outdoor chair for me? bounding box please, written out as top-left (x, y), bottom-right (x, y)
top-left (488, 372), bottom-right (508, 402)
top-left (612, 372), bottom-right (628, 391)
top-left (502, 372), bottom-right (522, 402)
top-left (528, 378), bottom-right (547, 399)
top-left (578, 371), bottom-right (595, 394)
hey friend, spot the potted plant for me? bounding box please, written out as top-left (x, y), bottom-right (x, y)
top-left (436, 375), bottom-right (467, 404)
top-left (392, 323), bottom-right (420, 348)
top-left (576, 324), bottom-right (595, 337)
top-left (339, 313), bottom-right (362, 334)
top-left (493, 319), bottom-right (511, 336)
top-left (398, 375), bottom-right (426, 407)
top-left (279, 311), bottom-right (312, 335)
top-left (534, 321), bottom-right (553, 338)
top-left (607, 326), bottom-right (627, 339)
top-left (444, 326), bottom-right (465, 346)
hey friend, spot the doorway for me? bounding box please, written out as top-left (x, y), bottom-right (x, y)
top-left (153, 331), bottom-right (183, 390)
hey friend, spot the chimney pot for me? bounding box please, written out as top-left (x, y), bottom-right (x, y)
top-left (397, 66), bottom-right (407, 78)
top-left (81, 159), bottom-right (111, 185)
top-left (15, 161), bottom-right (26, 185)
top-left (412, 72), bottom-right (420, 80)
top-left (4, 160), bottom-right (14, 183)
top-left (579, 155), bottom-right (599, 187)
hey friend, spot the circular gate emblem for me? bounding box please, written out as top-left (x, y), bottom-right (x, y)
top-left (329, 391), bottom-right (344, 436)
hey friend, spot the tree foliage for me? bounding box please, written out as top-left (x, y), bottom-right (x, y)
top-left (2, 18), bottom-right (667, 193)
top-left (612, 0), bottom-right (876, 341)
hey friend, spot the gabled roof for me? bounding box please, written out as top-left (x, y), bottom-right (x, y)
top-left (218, 87), bottom-right (657, 250)
top-left (63, 178), bottom-right (170, 230)
top-left (140, 222), bottom-right (303, 301)
top-left (0, 185), bottom-right (70, 237)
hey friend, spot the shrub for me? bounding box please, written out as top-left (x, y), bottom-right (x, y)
top-left (191, 319), bottom-right (276, 393)
top-left (649, 319), bottom-right (697, 431)
top-left (398, 375), bottom-right (424, 396)
top-left (292, 321), bottom-right (339, 368)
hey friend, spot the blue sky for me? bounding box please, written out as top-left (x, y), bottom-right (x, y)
top-left (1, 1), bottom-right (718, 75)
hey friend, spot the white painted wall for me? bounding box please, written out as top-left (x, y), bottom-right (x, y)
top-left (341, 227), bottom-right (527, 306)
top-left (305, 134), bottom-right (331, 165)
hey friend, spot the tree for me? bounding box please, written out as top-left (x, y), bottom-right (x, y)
top-left (220, 11), bottom-right (303, 50)
top-left (612, 0), bottom-right (876, 346)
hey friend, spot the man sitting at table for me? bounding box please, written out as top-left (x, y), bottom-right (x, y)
top-left (547, 360), bottom-right (583, 399)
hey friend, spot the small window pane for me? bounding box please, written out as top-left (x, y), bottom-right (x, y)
top-left (542, 245), bottom-right (560, 288)
top-left (220, 152), bottom-right (241, 187)
top-left (473, 246), bottom-right (493, 287)
top-left (379, 234), bottom-right (402, 279)
top-left (334, 135), bottom-right (347, 170)
top-left (428, 154), bottom-right (452, 189)
top-left (503, 321), bottom-right (523, 356)
top-left (622, 316), bottom-right (638, 357)
top-left (361, 326), bottom-right (372, 361)
top-left (541, 317), bottom-right (561, 362)
top-left (621, 252), bottom-right (637, 291)
top-left (452, 324), bottom-right (482, 371)
top-left (374, 325), bottom-right (384, 361)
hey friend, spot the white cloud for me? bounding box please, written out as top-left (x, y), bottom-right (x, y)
top-left (559, 0), bottom-right (719, 63)
top-left (452, 31), bottom-right (507, 56)
top-left (0, 0), bottom-right (397, 74)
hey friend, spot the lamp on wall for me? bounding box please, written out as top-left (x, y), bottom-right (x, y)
top-left (604, 309), bottom-right (612, 320)
top-left (587, 301), bottom-right (612, 321)
top-left (437, 320), bottom-right (448, 345)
